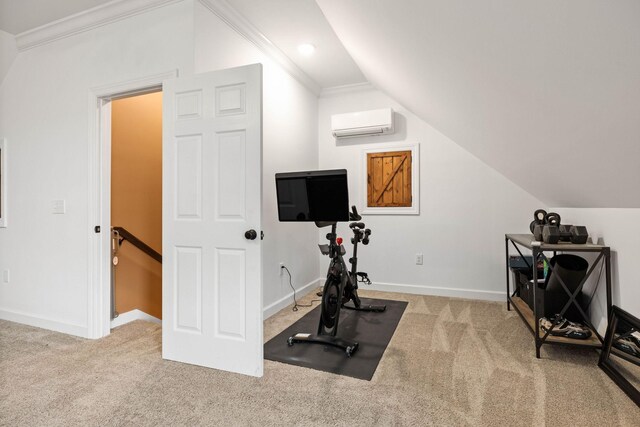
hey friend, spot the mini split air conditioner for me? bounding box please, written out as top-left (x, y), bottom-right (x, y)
top-left (331, 108), bottom-right (394, 139)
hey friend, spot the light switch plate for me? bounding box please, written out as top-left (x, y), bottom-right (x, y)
top-left (52, 200), bottom-right (66, 214)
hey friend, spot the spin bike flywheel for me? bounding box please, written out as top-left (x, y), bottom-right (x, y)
top-left (320, 279), bottom-right (341, 331)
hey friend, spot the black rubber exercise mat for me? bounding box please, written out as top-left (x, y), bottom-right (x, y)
top-left (264, 298), bottom-right (407, 381)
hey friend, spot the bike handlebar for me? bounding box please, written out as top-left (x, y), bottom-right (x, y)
top-left (349, 205), bottom-right (362, 221)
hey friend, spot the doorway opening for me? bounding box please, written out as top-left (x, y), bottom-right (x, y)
top-left (110, 92), bottom-right (163, 328)
top-left (88, 70), bottom-right (176, 339)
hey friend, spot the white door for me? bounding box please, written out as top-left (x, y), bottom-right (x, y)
top-left (162, 64), bottom-right (263, 377)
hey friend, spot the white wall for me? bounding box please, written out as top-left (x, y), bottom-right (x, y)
top-left (0, 1), bottom-right (321, 337)
top-left (318, 88), bottom-right (544, 300)
top-left (0, 30), bottom-right (17, 85)
top-left (551, 208), bottom-right (640, 330)
top-left (195, 2), bottom-right (321, 317)
top-left (0, 2), bottom-right (194, 336)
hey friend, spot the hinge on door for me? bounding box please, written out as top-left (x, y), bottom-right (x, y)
top-left (261, 231), bottom-right (264, 240)
top-left (94, 226), bottom-right (101, 233)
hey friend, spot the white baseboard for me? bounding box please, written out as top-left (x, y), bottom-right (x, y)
top-left (367, 282), bottom-right (506, 302)
top-left (110, 309), bottom-right (161, 328)
top-left (263, 278), bottom-right (322, 320)
top-left (0, 282), bottom-right (502, 341)
top-left (0, 308), bottom-right (88, 337)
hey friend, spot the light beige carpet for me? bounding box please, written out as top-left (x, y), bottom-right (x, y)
top-left (1, 290), bottom-right (638, 426)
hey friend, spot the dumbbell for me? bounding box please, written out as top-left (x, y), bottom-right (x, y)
top-left (542, 223), bottom-right (589, 244)
top-left (530, 210), bottom-right (588, 244)
top-left (532, 211), bottom-right (560, 241)
top-left (529, 209), bottom-right (548, 234)
top-left (539, 211), bottom-right (588, 244)
top-left (362, 229), bottom-right (371, 245)
top-left (350, 222), bottom-right (371, 245)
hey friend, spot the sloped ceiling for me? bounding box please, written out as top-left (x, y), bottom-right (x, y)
top-left (228, 0), bottom-right (366, 88)
top-left (317, 0), bottom-right (640, 207)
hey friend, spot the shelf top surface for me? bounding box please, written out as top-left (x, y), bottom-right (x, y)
top-left (506, 233), bottom-right (609, 251)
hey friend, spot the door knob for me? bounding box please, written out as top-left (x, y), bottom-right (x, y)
top-left (244, 229), bottom-right (258, 240)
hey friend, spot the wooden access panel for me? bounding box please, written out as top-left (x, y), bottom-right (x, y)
top-left (367, 150), bottom-right (412, 207)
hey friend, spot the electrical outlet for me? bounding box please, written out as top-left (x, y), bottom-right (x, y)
top-left (416, 253), bottom-right (423, 265)
top-left (2, 269), bottom-right (9, 283)
top-left (279, 262), bottom-right (285, 275)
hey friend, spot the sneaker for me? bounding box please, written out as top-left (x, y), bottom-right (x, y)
top-left (613, 330), bottom-right (640, 358)
top-left (540, 315), bottom-right (592, 340)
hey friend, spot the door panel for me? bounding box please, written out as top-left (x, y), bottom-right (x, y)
top-left (216, 130), bottom-right (246, 219)
top-left (162, 64), bottom-right (263, 377)
top-left (174, 246), bottom-right (202, 333)
top-left (175, 135), bottom-right (202, 219)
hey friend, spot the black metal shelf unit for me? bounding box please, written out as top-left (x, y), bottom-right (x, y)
top-left (505, 233), bottom-right (612, 358)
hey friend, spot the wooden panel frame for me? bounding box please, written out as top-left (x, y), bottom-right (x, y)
top-left (361, 143), bottom-right (419, 215)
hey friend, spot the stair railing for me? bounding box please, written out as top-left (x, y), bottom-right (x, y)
top-left (110, 226), bottom-right (162, 320)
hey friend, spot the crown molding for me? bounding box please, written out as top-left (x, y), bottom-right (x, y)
top-left (15, 0), bottom-right (183, 51)
top-left (14, 0), bottom-right (322, 95)
top-left (198, 0), bottom-right (321, 96)
top-left (320, 82), bottom-right (375, 98)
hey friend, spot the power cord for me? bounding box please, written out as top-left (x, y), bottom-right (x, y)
top-left (281, 265), bottom-right (320, 311)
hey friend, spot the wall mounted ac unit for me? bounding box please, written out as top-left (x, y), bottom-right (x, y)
top-left (331, 108), bottom-right (394, 139)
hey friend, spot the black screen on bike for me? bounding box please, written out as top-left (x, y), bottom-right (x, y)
top-left (275, 169), bottom-right (349, 222)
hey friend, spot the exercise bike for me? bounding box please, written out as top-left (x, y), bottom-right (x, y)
top-left (287, 206), bottom-right (386, 357)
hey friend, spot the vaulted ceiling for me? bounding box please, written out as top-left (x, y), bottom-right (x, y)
top-left (1, 0), bottom-right (639, 207)
top-left (228, 0), bottom-right (365, 88)
top-left (316, 0), bottom-right (640, 207)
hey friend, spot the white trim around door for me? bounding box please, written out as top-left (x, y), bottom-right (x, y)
top-left (87, 70), bottom-right (178, 339)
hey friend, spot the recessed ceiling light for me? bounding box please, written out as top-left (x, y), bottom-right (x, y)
top-left (298, 43), bottom-right (316, 56)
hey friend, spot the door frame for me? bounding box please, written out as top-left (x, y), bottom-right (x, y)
top-left (87, 70), bottom-right (178, 339)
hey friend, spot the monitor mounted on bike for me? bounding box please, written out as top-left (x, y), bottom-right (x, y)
top-left (275, 169), bottom-right (349, 222)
